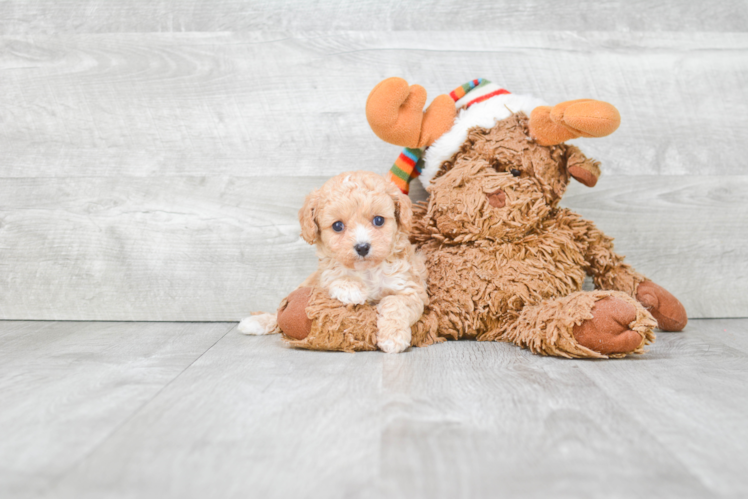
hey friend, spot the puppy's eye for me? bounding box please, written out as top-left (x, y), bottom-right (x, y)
top-left (332, 221), bottom-right (345, 232)
top-left (511, 169), bottom-right (521, 177)
top-left (372, 216), bottom-right (385, 227)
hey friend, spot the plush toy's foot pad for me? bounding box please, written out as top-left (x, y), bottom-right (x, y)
top-left (238, 313), bottom-right (277, 335)
top-left (276, 287), bottom-right (313, 340)
top-left (572, 296), bottom-right (644, 355)
top-left (636, 281), bottom-right (688, 332)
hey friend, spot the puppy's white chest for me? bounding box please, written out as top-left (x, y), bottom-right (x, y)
top-left (321, 260), bottom-right (413, 305)
top-left (359, 265), bottom-right (409, 302)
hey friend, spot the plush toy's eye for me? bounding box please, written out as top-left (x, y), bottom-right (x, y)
top-left (511, 169), bottom-right (521, 177)
top-left (373, 216), bottom-right (385, 227)
top-left (332, 221), bottom-right (345, 232)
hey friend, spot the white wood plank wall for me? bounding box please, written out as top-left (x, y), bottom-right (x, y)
top-left (0, 1), bottom-right (746, 320)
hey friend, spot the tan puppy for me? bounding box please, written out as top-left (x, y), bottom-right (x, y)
top-left (239, 171), bottom-right (428, 353)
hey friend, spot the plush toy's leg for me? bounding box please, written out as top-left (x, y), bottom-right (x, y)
top-left (494, 291), bottom-right (657, 359)
top-left (636, 281), bottom-right (688, 332)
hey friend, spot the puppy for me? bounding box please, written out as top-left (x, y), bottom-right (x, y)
top-left (238, 171), bottom-right (428, 353)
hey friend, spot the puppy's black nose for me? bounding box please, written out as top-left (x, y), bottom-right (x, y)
top-left (355, 243), bottom-right (371, 257)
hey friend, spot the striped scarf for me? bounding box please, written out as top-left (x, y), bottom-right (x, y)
top-left (387, 79), bottom-right (510, 194)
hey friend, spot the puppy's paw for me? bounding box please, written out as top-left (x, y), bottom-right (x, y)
top-left (377, 327), bottom-right (411, 354)
top-left (238, 313), bottom-right (277, 335)
top-left (328, 282), bottom-right (367, 305)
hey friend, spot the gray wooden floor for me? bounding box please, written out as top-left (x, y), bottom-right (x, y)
top-left (2, 319), bottom-right (747, 498)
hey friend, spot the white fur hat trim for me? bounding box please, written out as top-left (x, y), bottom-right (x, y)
top-left (420, 93), bottom-right (547, 190)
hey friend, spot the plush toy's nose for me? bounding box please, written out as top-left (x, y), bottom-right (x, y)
top-left (355, 243), bottom-right (371, 257)
top-left (486, 189), bottom-right (506, 208)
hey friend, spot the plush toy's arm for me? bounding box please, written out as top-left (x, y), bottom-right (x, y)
top-left (581, 218), bottom-right (647, 297)
top-left (580, 218), bottom-right (688, 331)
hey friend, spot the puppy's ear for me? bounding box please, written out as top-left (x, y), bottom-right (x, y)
top-left (566, 145), bottom-right (601, 187)
top-left (298, 189), bottom-right (321, 244)
top-left (386, 181), bottom-right (413, 233)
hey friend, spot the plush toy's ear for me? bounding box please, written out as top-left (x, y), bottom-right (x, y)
top-left (298, 190), bottom-right (321, 244)
top-left (385, 179), bottom-right (413, 232)
top-left (566, 145), bottom-right (601, 187)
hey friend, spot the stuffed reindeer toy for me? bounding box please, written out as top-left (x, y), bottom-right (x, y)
top-left (271, 77), bottom-right (688, 358)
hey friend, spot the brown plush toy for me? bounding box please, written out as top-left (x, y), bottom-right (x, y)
top-left (278, 78), bottom-right (687, 358)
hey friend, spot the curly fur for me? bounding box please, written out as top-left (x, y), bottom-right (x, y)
top-left (283, 113), bottom-right (658, 358)
top-left (241, 171), bottom-right (428, 353)
top-left (409, 113), bottom-right (653, 356)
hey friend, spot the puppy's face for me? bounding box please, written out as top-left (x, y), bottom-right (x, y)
top-left (317, 189), bottom-right (398, 270)
top-left (299, 172), bottom-right (412, 270)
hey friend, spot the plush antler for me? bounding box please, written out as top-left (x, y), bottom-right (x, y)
top-left (366, 77), bottom-right (457, 148)
top-left (529, 99), bottom-right (621, 146)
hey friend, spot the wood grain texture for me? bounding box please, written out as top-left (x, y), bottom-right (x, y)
top-left (1, 0), bottom-right (746, 34)
top-left (9, 319), bottom-right (739, 497)
top-left (0, 176), bottom-right (324, 320)
top-left (0, 320), bottom-right (233, 497)
top-left (559, 175), bottom-right (748, 319)
top-left (0, 175), bottom-right (744, 321)
top-left (0, 2), bottom-right (745, 321)
top-left (576, 317), bottom-right (748, 497)
top-left (0, 31), bottom-right (746, 178)
top-left (47, 327), bottom-right (386, 498)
